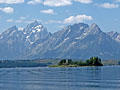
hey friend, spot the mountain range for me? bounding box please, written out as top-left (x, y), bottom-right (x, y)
top-left (0, 21), bottom-right (120, 60)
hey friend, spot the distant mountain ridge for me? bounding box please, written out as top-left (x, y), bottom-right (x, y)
top-left (0, 21), bottom-right (120, 60)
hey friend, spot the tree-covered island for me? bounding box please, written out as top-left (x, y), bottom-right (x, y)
top-left (49, 57), bottom-right (103, 67)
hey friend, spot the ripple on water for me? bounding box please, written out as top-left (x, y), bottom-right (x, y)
top-left (0, 66), bottom-right (120, 90)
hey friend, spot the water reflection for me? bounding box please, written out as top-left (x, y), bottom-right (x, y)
top-left (0, 66), bottom-right (120, 90)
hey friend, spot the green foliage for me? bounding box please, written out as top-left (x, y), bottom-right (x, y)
top-left (86, 57), bottom-right (103, 66)
top-left (58, 59), bottom-right (74, 65)
top-left (73, 61), bottom-right (86, 66)
top-left (58, 57), bottom-right (103, 67)
top-left (58, 59), bottom-right (66, 65)
top-left (68, 59), bottom-right (73, 65)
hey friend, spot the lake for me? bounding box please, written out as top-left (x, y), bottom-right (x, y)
top-left (0, 66), bottom-right (120, 90)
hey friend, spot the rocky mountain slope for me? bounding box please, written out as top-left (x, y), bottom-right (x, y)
top-left (0, 21), bottom-right (51, 60)
top-left (107, 31), bottom-right (120, 42)
top-left (0, 21), bottom-right (120, 60)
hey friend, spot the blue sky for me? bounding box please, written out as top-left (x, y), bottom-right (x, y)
top-left (0, 0), bottom-right (120, 33)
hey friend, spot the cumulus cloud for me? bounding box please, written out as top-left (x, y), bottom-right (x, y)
top-left (6, 19), bottom-right (24, 23)
top-left (19, 16), bottom-right (26, 20)
top-left (64, 14), bottom-right (93, 24)
top-left (27, 0), bottom-right (93, 6)
top-left (28, 0), bottom-right (72, 6)
top-left (0, 7), bottom-right (14, 13)
top-left (6, 16), bottom-right (27, 23)
top-left (44, 0), bottom-right (72, 7)
top-left (99, 3), bottom-right (119, 8)
top-left (74, 0), bottom-right (92, 4)
top-left (45, 20), bottom-right (62, 24)
top-left (6, 17), bottom-right (42, 24)
top-left (0, 0), bottom-right (24, 4)
top-left (6, 19), bottom-right (13, 22)
top-left (27, 0), bottom-right (42, 5)
top-left (40, 9), bottom-right (54, 14)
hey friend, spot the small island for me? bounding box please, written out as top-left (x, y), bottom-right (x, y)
top-left (49, 57), bottom-right (103, 67)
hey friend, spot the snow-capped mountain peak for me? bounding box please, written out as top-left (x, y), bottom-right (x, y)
top-left (88, 23), bottom-right (102, 34)
top-left (26, 20), bottom-right (39, 28)
top-left (24, 21), bottom-right (44, 33)
top-left (23, 21), bottom-right (51, 46)
top-left (107, 31), bottom-right (120, 42)
top-left (0, 22), bottom-right (120, 60)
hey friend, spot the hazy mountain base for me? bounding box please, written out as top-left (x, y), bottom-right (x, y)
top-left (0, 59), bottom-right (119, 68)
top-left (0, 59), bottom-right (55, 68)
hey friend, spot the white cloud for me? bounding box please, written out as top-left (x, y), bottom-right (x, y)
top-left (27, 0), bottom-right (93, 6)
top-left (45, 20), bottom-right (62, 24)
top-left (64, 14), bottom-right (93, 24)
top-left (99, 3), bottom-right (119, 8)
top-left (6, 17), bottom-right (42, 24)
top-left (0, 0), bottom-right (24, 4)
top-left (40, 9), bottom-right (54, 14)
top-left (15, 19), bottom-right (23, 23)
top-left (44, 0), bottom-right (72, 7)
top-left (19, 16), bottom-right (26, 20)
top-left (74, 0), bottom-right (92, 4)
top-left (6, 19), bottom-right (23, 23)
top-left (27, 0), bottom-right (42, 5)
top-left (28, 0), bottom-right (72, 6)
top-left (6, 19), bottom-right (13, 22)
top-left (0, 7), bottom-right (14, 13)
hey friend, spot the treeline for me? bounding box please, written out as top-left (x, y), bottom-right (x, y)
top-left (0, 60), bottom-right (51, 68)
top-left (58, 57), bottom-right (103, 66)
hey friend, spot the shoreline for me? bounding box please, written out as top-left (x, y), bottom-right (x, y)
top-left (48, 65), bottom-right (103, 68)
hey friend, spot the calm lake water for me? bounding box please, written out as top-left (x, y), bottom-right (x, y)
top-left (0, 66), bottom-right (120, 90)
